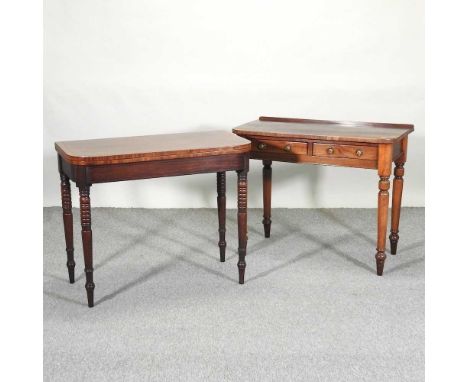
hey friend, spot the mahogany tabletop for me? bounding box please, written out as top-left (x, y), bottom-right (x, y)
top-left (55, 130), bottom-right (251, 166)
top-left (233, 116), bottom-right (414, 144)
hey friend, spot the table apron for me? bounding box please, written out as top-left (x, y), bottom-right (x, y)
top-left (59, 153), bottom-right (249, 184)
top-left (249, 151), bottom-right (378, 169)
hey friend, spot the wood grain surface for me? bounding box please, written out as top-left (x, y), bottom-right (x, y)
top-left (233, 116), bottom-right (414, 144)
top-left (56, 130), bottom-right (251, 165)
top-left (232, 115), bottom-right (414, 277)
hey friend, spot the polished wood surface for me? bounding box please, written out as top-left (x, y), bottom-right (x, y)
top-left (217, 172), bottom-right (227, 262)
top-left (55, 130), bottom-right (251, 165)
top-left (56, 131), bottom-right (249, 307)
top-left (59, 173), bottom-right (75, 283)
top-left (375, 144), bottom-right (393, 276)
top-left (250, 150), bottom-right (378, 169)
top-left (62, 154), bottom-right (247, 184)
top-left (253, 138), bottom-right (308, 155)
top-left (237, 169), bottom-right (248, 284)
top-left (389, 136), bottom-right (408, 255)
top-left (79, 185), bottom-right (95, 307)
top-left (262, 160), bottom-right (272, 238)
top-left (313, 142), bottom-right (378, 160)
top-left (234, 116), bottom-right (414, 276)
top-left (234, 116), bottom-right (410, 170)
top-left (233, 116), bottom-right (413, 144)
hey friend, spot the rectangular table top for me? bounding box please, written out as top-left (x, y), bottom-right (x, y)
top-left (233, 116), bottom-right (414, 144)
top-left (56, 130), bottom-right (251, 165)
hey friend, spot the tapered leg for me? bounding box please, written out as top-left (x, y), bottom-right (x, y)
top-left (389, 163), bottom-right (405, 254)
top-left (376, 176), bottom-right (390, 275)
top-left (262, 160), bottom-right (272, 238)
top-left (375, 144), bottom-right (392, 276)
top-left (217, 172), bottom-right (226, 262)
top-left (389, 139), bottom-right (408, 255)
top-left (79, 185), bottom-right (95, 307)
top-left (60, 174), bottom-right (75, 283)
top-left (237, 170), bottom-right (248, 284)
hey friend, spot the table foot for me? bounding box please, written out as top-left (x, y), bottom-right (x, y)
top-left (67, 257), bottom-right (76, 284)
top-left (389, 232), bottom-right (399, 255)
top-left (375, 251), bottom-right (386, 276)
top-left (238, 252), bottom-right (246, 284)
top-left (85, 270), bottom-right (95, 308)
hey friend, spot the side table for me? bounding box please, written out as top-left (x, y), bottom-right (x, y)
top-left (233, 116), bottom-right (414, 275)
top-left (55, 131), bottom-right (250, 307)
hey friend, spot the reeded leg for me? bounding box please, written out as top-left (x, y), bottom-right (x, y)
top-left (217, 172), bottom-right (226, 262)
top-left (262, 160), bottom-right (272, 238)
top-left (237, 170), bottom-right (248, 284)
top-left (60, 174), bottom-right (75, 283)
top-left (79, 185), bottom-right (95, 307)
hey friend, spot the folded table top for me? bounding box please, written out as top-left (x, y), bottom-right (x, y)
top-left (55, 130), bottom-right (251, 166)
top-left (233, 116), bottom-right (414, 144)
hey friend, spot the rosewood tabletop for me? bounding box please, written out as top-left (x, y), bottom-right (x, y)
top-left (56, 131), bottom-right (250, 307)
top-left (233, 116), bottom-right (414, 276)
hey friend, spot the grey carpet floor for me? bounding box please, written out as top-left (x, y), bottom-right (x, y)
top-left (44, 207), bottom-right (424, 382)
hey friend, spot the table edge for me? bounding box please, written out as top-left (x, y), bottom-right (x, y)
top-left (232, 126), bottom-right (413, 144)
top-left (233, 116), bottom-right (414, 144)
top-left (56, 142), bottom-right (251, 166)
top-left (258, 116), bottom-right (414, 130)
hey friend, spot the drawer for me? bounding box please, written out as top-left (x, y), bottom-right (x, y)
top-left (313, 143), bottom-right (377, 160)
top-left (253, 139), bottom-right (308, 155)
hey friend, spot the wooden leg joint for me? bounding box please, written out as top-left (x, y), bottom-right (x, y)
top-left (379, 176), bottom-right (390, 193)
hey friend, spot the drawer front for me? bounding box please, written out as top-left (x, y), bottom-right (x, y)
top-left (253, 139), bottom-right (308, 155)
top-left (313, 143), bottom-right (377, 160)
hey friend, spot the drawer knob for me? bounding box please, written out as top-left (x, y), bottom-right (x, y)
top-left (355, 149), bottom-right (363, 157)
top-left (327, 147), bottom-right (334, 155)
top-left (257, 143), bottom-right (267, 150)
top-left (283, 144), bottom-right (292, 152)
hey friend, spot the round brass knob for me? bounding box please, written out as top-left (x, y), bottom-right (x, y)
top-left (257, 143), bottom-right (266, 150)
top-left (355, 149), bottom-right (363, 157)
top-left (327, 147), bottom-right (334, 155)
top-left (283, 144), bottom-right (292, 152)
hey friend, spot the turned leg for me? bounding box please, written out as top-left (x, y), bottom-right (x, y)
top-left (79, 185), bottom-right (95, 307)
top-left (389, 138), bottom-right (408, 255)
top-left (237, 170), bottom-right (248, 284)
top-left (375, 144), bottom-right (392, 276)
top-left (217, 172), bottom-right (226, 262)
top-left (376, 176), bottom-right (390, 275)
top-left (389, 163), bottom-right (405, 254)
top-left (262, 160), bottom-right (272, 238)
top-left (60, 174), bottom-right (75, 283)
